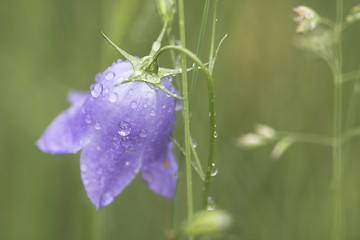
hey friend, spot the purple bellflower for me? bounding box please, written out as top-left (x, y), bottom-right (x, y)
top-left (37, 56), bottom-right (179, 208)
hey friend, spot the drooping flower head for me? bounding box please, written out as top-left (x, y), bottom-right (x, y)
top-left (37, 57), bottom-right (179, 208)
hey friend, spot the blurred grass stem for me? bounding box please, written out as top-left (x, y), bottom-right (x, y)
top-left (189, 0), bottom-right (210, 95)
top-left (178, 0), bottom-right (194, 232)
top-left (332, 0), bottom-right (344, 239)
top-left (208, 0), bottom-right (218, 72)
top-left (276, 132), bottom-right (334, 146)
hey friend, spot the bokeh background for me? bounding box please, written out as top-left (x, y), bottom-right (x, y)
top-left (1, 0), bottom-right (360, 239)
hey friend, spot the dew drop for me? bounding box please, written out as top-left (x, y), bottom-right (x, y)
top-left (139, 129), bottom-right (148, 138)
top-left (130, 101), bottom-right (137, 109)
top-left (210, 163), bottom-right (218, 176)
top-left (85, 114), bottom-right (92, 124)
top-left (125, 161), bottom-right (130, 167)
top-left (192, 139), bottom-right (197, 148)
top-left (150, 110), bottom-right (156, 116)
top-left (143, 103), bottom-right (148, 108)
top-left (214, 131), bottom-right (218, 138)
top-left (104, 88), bottom-right (110, 94)
top-left (105, 71), bottom-right (115, 80)
top-left (162, 105), bottom-right (166, 109)
top-left (207, 196), bottom-right (216, 211)
top-left (90, 83), bottom-right (103, 98)
top-left (94, 122), bottom-right (102, 130)
top-left (118, 121), bottom-right (131, 136)
top-left (108, 92), bottom-right (118, 103)
top-left (80, 164), bottom-right (88, 172)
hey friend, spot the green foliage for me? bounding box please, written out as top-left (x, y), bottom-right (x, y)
top-left (2, 1), bottom-right (360, 240)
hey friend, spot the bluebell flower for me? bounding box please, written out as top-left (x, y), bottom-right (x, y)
top-left (37, 59), bottom-right (178, 209)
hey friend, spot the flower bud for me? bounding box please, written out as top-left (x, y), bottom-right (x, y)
top-left (293, 6), bottom-right (320, 33)
top-left (183, 210), bottom-right (233, 238)
top-left (255, 124), bottom-right (276, 139)
top-left (347, 4), bottom-right (360, 23)
top-left (271, 137), bottom-right (295, 160)
top-left (236, 133), bottom-right (265, 148)
top-left (156, 0), bottom-right (176, 25)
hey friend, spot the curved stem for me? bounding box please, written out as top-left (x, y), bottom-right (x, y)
top-left (276, 132), bottom-right (334, 146)
top-left (178, 0), bottom-right (194, 227)
top-left (343, 127), bottom-right (360, 142)
top-left (155, 45), bottom-right (216, 209)
top-left (332, 0), bottom-right (344, 239)
top-left (342, 70), bottom-right (360, 83)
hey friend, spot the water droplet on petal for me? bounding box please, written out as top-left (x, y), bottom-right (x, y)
top-left (118, 121), bottom-right (131, 136)
top-left (143, 103), bottom-right (148, 108)
top-left (85, 114), bottom-right (92, 124)
top-left (162, 105), bottom-right (167, 109)
top-left (130, 101), bottom-right (137, 109)
top-left (80, 164), bottom-right (88, 172)
top-left (139, 129), bottom-right (147, 138)
top-left (125, 161), bottom-right (130, 166)
top-left (94, 122), bottom-right (102, 130)
top-left (207, 196), bottom-right (216, 211)
top-left (105, 71), bottom-right (115, 80)
top-left (104, 88), bottom-right (110, 94)
top-left (90, 83), bottom-right (103, 98)
top-left (108, 92), bottom-right (118, 103)
top-left (210, 163), bottom-right (218, 176)
top-left (101, 191), bottom-right (114, 206)
top-left (150, 110), bottom-right (156, 116)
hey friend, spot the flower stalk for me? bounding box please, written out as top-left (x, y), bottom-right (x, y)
top-left (178, 0), bottom-right (194, 227)
top-left (332, 0), bottom-right (344, 239)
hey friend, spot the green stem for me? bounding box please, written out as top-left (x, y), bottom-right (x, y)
top-left (208, 0), bottom-right (218, 72)
top-left (275, 132), bottom-right (334, 146)
top-left (342, 70), bottom-right (360, 82)
top-left (189, 0), bottom-right (210, 95)
top-left (332, 0), bottom-right (344, 239)
top-left (154, 45), bottom-right (216, 209)
top-left (178, 0), bottom-right (194, 227)
top-left (343, 127), bottom-right (360, 142)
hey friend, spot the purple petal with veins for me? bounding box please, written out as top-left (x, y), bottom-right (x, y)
top-left (37, 59), bottom-right (178, 208)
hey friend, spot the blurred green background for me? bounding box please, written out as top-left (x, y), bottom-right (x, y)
top-left (1, 0), bottom-right (360, 239)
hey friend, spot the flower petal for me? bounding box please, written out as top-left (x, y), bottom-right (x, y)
top-left (139, 78), bottom-right (178, 198)
top-left (37, 91), bottom-right (90, 154)
top-left (67, 90), bottom-right (88, 104)
top-left (141, 142), bottom-right (178, 198)
top-left (80, 134), bottom-right (144, 209)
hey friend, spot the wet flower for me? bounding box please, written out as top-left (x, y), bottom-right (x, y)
top-left (37, 59), bottom-right (178, 209)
